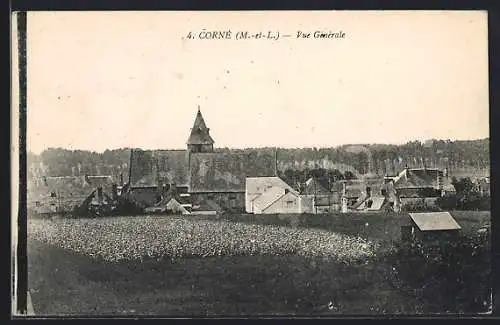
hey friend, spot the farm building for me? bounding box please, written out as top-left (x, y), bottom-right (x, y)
top-left (126, 108), bottom-right (277, 213)
top-left (335, 179), bottom-right (389, 213)
top-left (476, 177), bottom-right (490, 196)
top-left (300, 177), bottom-right (341, 213)
top-left (245, 176), bottom-right (296, 213)
top-left (144, 187), bottom-right (192, 215)
top-left (401, 212), bottom-right (461, 243)
top-left (252, 187), bottom-right (302, 214)
top-left (27, 175), bottom-right (116, 215)
top-left (246, 176), bottom-right (342, 214)
top-left (385, 167), bottom-right (454, 211)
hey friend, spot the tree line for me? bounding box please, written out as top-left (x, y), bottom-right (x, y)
top-left (27, 138), bottom-right (489, 181)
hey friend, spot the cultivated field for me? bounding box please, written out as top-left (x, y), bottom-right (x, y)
top-left (27, 212), bottom-right (491, 316)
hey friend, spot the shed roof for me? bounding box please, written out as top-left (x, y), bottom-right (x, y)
top-left (409, 212), bottom-right (462, 231)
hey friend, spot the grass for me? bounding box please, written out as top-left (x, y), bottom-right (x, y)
top-left (27, 211), bottom-right (491, 316)
top-left (28, 239), bottom-right (426, 316)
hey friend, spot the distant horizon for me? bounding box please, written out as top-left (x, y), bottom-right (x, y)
top-left (28, 136), bottom-right (490, 155)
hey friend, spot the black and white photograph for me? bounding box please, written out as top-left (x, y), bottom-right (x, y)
top-left (12, 10), bottom-right (491, 317)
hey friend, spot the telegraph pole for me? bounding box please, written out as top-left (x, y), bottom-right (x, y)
top-left (314, 176), bottom-right (317, 214)
top-left (328, 177), bottom-right (331, 213)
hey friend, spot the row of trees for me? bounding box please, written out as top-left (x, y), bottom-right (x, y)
top-left (278, 168), bottom-right (356, 187)
top-left (27, 138), bottom-right (489, 180)
top-left (437, 177), bottom-right (490, 211)
top-left (403, 177), bottom-right (490, 212)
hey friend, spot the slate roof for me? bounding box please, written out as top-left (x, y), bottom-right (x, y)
top-left (367, 196), bottom-right (386, 210)
top-left (129, 149), bottom-right (189, 187)
top-left (253, 186), bottom-right (287, 211)
top-left (409, 212), bottom-right (462, 231)
top-left (27, 175), bottom-right (115, 212)
top-left (333, 179), bottom-right (385, 198)
top-left (394, 168), bottom-right (442, 189)
top-left (193, 199), bottom-right (223, 212)
top-left (130, 148), bottom-right (276, 193)
top-left (189, 151), bottom-right (276, 193)
top-left (187, 109), bottom-right (215, 145)
top-left (304, 177), bottom-right (330, 195)
top-left (28, 176), bottom-right (114, 202)
top-left (246, 176), bottom-right (295, 196)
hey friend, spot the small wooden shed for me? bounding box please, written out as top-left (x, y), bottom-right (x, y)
top-left (402, 212), bottom-right (462, 243)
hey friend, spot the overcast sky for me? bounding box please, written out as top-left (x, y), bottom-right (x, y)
top-left (24, 11), bottom-right (488, 154)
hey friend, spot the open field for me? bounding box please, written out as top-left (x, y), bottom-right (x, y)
top-left (27, 211), bottom-right (491, 316)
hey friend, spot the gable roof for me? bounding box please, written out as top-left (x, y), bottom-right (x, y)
top-left (129, 149), bottom-right (189, 187)
top-left (246, 176), bottom-right (295, 195)
top-left (28, 176), bottom-right (114, 203)
top-left (409, 212), bottom-right (462, 231)
top-left (187, 109), bottom-right (215, 145)
top-left (263, 191), bottom-right (300, 212)
top-left (394, 168), bottom-right (441, 189)
top-left (193, 199), bottom-right (223, 212)
top-left (304, 177), bottom-right (330, 195)
top-left (253, 186), bottom-right (287, 210)
top-left (189, 150), bottom-right (276, 192)
top-left (333, 179), bottom-right (385, 198)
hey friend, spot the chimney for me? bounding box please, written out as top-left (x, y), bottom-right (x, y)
top-left (112, 184), bottom-right (118, 200)
top-left (97, 187), bottom-right (103, 205)
top-left (366, 186), bottom-right (371, 198)
top-left (120, 173), bottom-right (124, 186)
top-left (275, 148), bottom-right (279, 177)
top-left (436, 171), bottom-right (443, 190)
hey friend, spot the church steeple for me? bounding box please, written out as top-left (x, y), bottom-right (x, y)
top-left (187, 106), bottom-right (215, 153)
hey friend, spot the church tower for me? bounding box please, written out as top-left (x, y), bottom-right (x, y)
top-left (187, 106), bottom-right (215, 153)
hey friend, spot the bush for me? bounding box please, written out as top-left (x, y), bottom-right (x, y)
top-left (401, 200), bottom-right (439, 212)
top-left (387, 234), bottom-right (491, 313)
top-left (436, 195), bottom-right (457, 210)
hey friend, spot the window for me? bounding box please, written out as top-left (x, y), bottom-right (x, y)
top-left (50, 191), bottom-right (56, 198)
top-left (286, 200), bottom-right (295, 208)
top-left (35, 201), bottom-right (41, 207)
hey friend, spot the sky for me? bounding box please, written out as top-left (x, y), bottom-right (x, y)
top-left (23, 11), bottom-right (489, 154)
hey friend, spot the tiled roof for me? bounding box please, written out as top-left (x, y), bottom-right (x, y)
top-left (409, 212), bottom-right (462, 231)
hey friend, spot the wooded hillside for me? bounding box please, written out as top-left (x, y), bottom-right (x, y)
top-left (27, 138), bottom-right (489, 182)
